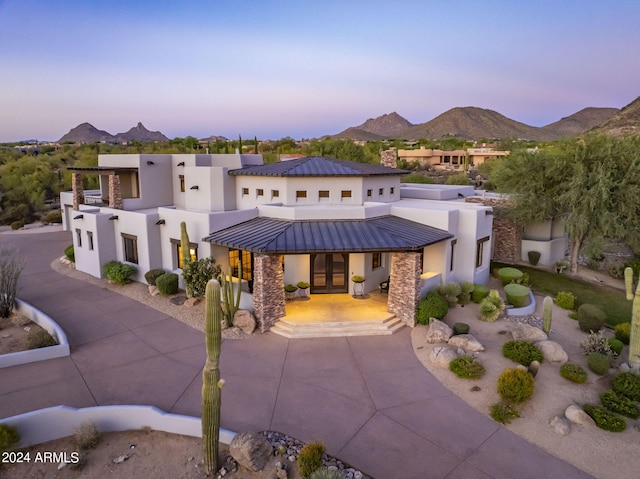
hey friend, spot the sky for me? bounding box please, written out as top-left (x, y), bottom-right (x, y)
top-left (1, 0), bottom-right (639, 141)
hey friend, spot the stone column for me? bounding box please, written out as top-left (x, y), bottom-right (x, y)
top-left (388, 252), bottom-right (422, 327)
top-left (108, 174), bottom-right (123, 209)
top-left (381, 148), bottom-right (397, 168)
top-left (252, 254), bottom-right (286, 332)
top-left (72, 173), bottom-right (85, 210)
top-left (465, 197), bottom-right (520, 263)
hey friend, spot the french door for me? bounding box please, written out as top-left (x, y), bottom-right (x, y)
top-left (310, 253), bottom-right (349, 293)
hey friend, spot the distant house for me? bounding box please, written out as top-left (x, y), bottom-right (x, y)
top-left (397, 146), bottom-right (509, 170)
top-left (466, 147), bottom-right (509, 167)
top-left (61, 154), bottom-right (494, 331)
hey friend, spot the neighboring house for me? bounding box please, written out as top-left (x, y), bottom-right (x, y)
top-left (61, 154), bottom-right (494, 331)
top-left (466, 147), bottom-right (509, 167)
top-left (397, 147), bottom-right (509, 170)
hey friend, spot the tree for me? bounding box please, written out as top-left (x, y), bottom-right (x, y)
top-left (0, 243), bottom-right (26, 319)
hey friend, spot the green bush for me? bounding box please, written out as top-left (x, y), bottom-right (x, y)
top-left (458, 281), bottom-right (475, 305)
top-left (568, 312), bottom-right (578, 320)
top-left (587, 352), bottom-right (610, 375)
top-left (502, 340), bottom-right (544, 366)
top-left (297, 281), bottom-right (310, 289)
top-left (182, 257), bottom-right (221, 297)
top-left (607, 338), bottom-right (624, 356)
top-left (284, 284), bottom-right (298, 293)
top-left (600, 390), bottom-right (640, 419)
top-left (453, 322), bottom-right (470, 335)
top-left (612, 372), bottom-right (640, 401)
top-left (144, 269), bottom-right (166, 286)
top-left (0, 423), bottom-right (20, 454)
top-left (436, 282), bottom-right (461, 307)
top-left (577, 304), bottom-right (606, 333)
top-left (497, 368), bottom-right (535, 404)
top-left (472, 284), bottom-right (489, 303)
top-left (10, 220), bottom-right (25, 230)
top-left (498, 267), bottom-right (523, 286)
top-left (555, 291), bottom-right (576, 310)
top-left (489, 403), bottom-right (520, 424)
top-left (504, 283), bottom-right (531, 307)
top-left (103, 261), bottom-right (137, 285)
top-left (449, 355), bottom-right (486, 379)
top-left (156, 273), bottom-right (179, 295)
top-left (297, 441), bottom-right (325, 478)
top-left (416, 292), bottom-right (449, 325)
top-left (478, 290), bottom-right (505, 322)
top-left (41, 209), bottom-right (62, 224)
top-left (582, 404), bottom-right (626, 432)
top-left (309, 469), bottom-right (346, 479)
top-left (559, 363), bottom-right (587, 384)
top-left (65, 244), bottom-right (75, 262)
top-left (25, 329), bottom-right (57, 349)
top-left (527, 251), bottom-right (541, 266)
top-left (615, 322), bottom-right (631, 345)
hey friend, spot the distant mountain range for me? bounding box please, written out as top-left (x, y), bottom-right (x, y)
top-left (59, 122), bottom-right (169, 143)
top-left (589, 96), bottom-right (640, 137)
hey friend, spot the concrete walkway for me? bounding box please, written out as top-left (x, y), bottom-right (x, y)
top-left (0, 230), bottom-right (593, 479)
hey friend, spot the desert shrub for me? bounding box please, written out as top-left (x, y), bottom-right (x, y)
top-left (445, 172), bottom-right (471, 185)
top-left (471, 284), bottom-right (489, 303)
top-left (615, 323), bottom-right (631, 345)
top-left (182, 257), bottom-right (221, 297)
top-left (502, 340), bottom-right (544, 366)
top-left (25, 329), bottom-right (57, 349)
top-left (453, 322), bottom-right (470, 335)
top-left (416, 292), bottom-right (449, 325)
top-left (10, 220), bottom-right (25, 230)
top-left (0, 243), bottom-right (26, 319)
top-left (568, 312), bottom-right (578, 320)
top-left (457, 281), bottom-right (475, 305)
top-left (600, 390), bottom-right (640, 419)
top-left (74, 422), bottom-right (100, 450)
top-left (65, 244), bottom-right (75, 262)
top-left (144, 269), bottom-right (166, 286)
top-left (504, 283), bottom-right (530, 307)
top-left (497, 368), bottom-right (535, 404)
top-left (297, 441), bottom-right (325, 478)
top-left (309, 469), bottom-right (346, 479)
top-left (156, 273), bottom-right (178, 295)
top-left (587, 352), bottom-right (610, 375)
top-left (41, 209), bottom-right (62, 224)
top-left (489, 403), bottom-right (520, 424)
top-left (582, 404), bottom-right (626, 432)
top-left (559, 363), bottom-right (587, 384)
top-left (527, 251), bottom-right (541, 266)
top-left (103, 261), bottom-right (137, 285)
top-left (478, 290), bottom-right (505, 322)
top-left (612, 372), bottom-right (640, 401)
top-left (0, 424), bottom-right (20, 454)
top-left (498, 267), bottom-right (523, 286)
top-left (577, 304), bottom-right (606, 332)
top-left (623, 259), bottom-right (640, 280)
top-left (581, 330), bottom-right (614, 358)
top-left (436, 282), bottom-right (461, 307)
top-left (555, 291), bottom-right (576, 310)
top-left (607, 338), bottom-right (624, 356)
top-left (449, 355), bottom-right (486, 379)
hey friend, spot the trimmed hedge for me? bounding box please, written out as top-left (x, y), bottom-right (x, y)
top-left (555, 291), bottom-right (576, 310)
top-left (498, 267), bottom-right (523, 286)
top-left (145, 269), bottom-right (166, 286)
top-left (587, 352), bottom-right (610, 375)
top-left (583, 404), bottom-right (626, 432)
top-left (607, 338), bottom-right (624, 356)
top-left (472, 284), bottom-right (489, 303)
top-left (612, 372), bottom-right (640, 401)
top-left (416, 292), bottom-right (449, 325)
top-left (559, 363), bottom-right (587, 384)
top-left (65, 244), bottom-right (75, 262)
top-left (453, 322), bottom-right (470, 335)
top-left (615, 322), bottom-right (631, 345)
top-left (600, 390), bottom-right (640, 419)
top-left (577, 304), bottom-right (606, 333)
top-left (156, 273), bottom-right (179, 295)
top-left (504, 283), bottom-right (530, 307)
top-left (103, 261), bottom-right (137, 285)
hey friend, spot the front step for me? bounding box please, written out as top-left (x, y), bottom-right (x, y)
top-left (270, 316), bottom-right (405, 339)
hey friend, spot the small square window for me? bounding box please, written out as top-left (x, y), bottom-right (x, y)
top-left (319, 190), bottom-right (329, 198)
top-left (367, 189), bottom-right (372, 197)
top-left (379, 188), bottom-right (384, 195)
top-left (296, 190), bottom-right (307, 198)
top-left (242, 187), bottom-right (249, 196)
top-left (256, 188), bottom-right (264, 197)
top-left (271, 189), bottom-right (280, 198)
top-left (341, 190), bottom-right (352, 198)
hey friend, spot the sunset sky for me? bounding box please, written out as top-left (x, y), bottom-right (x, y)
top-left (1, 0), bottom-right (639, 141)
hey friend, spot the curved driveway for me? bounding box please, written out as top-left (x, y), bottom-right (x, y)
top-left (0, 230), bottom-right (593, 479)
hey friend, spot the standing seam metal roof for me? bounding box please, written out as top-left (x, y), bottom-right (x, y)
top-left (203, 216), bottom-right (453, 253)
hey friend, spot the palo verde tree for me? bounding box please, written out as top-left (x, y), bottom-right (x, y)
top-left (0, 243), bottom-right (26, 319)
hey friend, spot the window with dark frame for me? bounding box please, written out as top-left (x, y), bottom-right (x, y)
top-left (367, 189), bottom-right (372, 197)
top-left (122, 233), bottom-right (139, 264)
top-left (296, 190), bottom-right (307, 198)
top-left (88, 231), bottom-right (94, 251)
top-left (75, 228), bottom-right (82, 247)
top-left (476, 236), bottom-right (490, 268)
top-left (242, 187), bottom-right (249, 196)
top-left (171, 238), bottom-right (197, 269)
top-left (390, 187), bottom-right (395, 194)
top-left (271, 189), bottom-right (280, 198)
top-left (179, 175), bottom-right (185, 192)
top-left (450, 239), bottom-right (457, 271)
top-left (341, 190), bottom-right (352, 198)
top-left (256, 188), bottom-right (264, 197)
top-left (319, 190), bottom-right (330, 198)
top-left (372, 252), bottom-right (382, 269)
top-left (379, 188), bottom-right (384, 195)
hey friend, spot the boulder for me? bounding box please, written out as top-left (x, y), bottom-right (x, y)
top-left (148, 285), bottom-right (159, 296)
top-left (183, 297), bottom-right (200, 307)
top-left (511, 323), bottom-right (548, 342)
top-left (234, 310), bottom-right (257, 334)
top-left (229, 432), bottom-right (273, 472)
top-left (222, 327), bottom-right (245, 340)
top-left (429, 345), bottom-right (459, 368)
top-left (448, 333), bottom-right (485, 352)
top-left (550, 416), bottom-right (571, 436)
top-left (426, 319), bottom-right (453, 343)
top-left (537, 340), bottom-right (568, 363)
top-left (565, 405), bottom-right (596, 427)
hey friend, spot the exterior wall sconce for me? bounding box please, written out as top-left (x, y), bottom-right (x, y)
top-left (73, 214), bottom-right (84, 219)
top-left (458, 193), bottom-right (465, 198)
top-left (147, 161), bottom-right (155, 165)
top-left (155, 219), bottom-right (166, 225)
top-left (485, 210), bottom-right (494, 215)
top-left (190, 185), bottom-right (199, 190)
top-left (177, 162), bottom-right (185, 166)
top-left (108, 215), bottom-right (119, 221)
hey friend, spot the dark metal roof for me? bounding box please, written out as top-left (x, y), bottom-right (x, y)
top-left (203, 215), bottom-right (453, 253)
top-left (228, 156), bottom-right (408, 177)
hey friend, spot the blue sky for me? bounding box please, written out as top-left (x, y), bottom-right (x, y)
top-left (1, 0), bottom-right (639, 141)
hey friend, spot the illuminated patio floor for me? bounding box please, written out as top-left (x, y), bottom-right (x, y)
top-left (283, 293), bottom-right (392, 324)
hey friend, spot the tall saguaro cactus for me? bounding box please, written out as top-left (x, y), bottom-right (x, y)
top-left (202, 279), bottom-right (225, 475)
top-left (180, 221), bottom-right (191, 269)
top-left (624, 267), bottom-right (640, 369)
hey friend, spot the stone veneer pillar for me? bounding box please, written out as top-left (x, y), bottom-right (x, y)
top-left (252, 254), bottom-right (286, 332)
top-left (71, 173), bottom-right (84, 210)
top-left (380, 148), bottom-right (397, 168)
top-left (388, 252), bottom-right (422, 327)
top-left (465, 197), bottom-right (521, 263)
top-left (108, 174), bottom-right (123, 209)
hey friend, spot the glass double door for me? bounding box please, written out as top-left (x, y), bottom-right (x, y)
top-left (310, 253), bottom-right (349, 293)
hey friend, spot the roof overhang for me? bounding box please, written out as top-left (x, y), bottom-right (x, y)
top-left (204, 215), bottom-right (453, 254)
top-left (67, 166), bottom-right (138, 175)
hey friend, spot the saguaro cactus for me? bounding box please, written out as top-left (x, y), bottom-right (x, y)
top-left (543, 296), bottom-right (553, 334)
top-left (624, 267), bottom-right (640, 369)
top-left (220, 272), bottom-right (242, 327)
top-left (180, 221), bottom-right (191, 268)
top-left (202, 279), bottom-right (225, 475)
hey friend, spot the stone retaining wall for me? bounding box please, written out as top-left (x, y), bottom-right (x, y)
top-left (388, 252), bottom-right (421, 327)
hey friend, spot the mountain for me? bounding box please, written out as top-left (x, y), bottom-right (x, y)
top-left (590, 96), bottom-right (640, 137)
top-left (333, 112), bottom-right (412, 140)
top-left (59, 122), bottom-right (114, 143)
top-left (540, 107), bottom-right (619, 139)
top-left (114, 122), bottom-right (168, 142)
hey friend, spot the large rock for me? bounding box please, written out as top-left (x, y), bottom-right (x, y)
top-left (426, 319), bottom-right (453, 343)
top-left (550, 416), bottom-right (571, 436)
top-left (229, 432), bottom-right (273, 472)
top-left (448, 334), bottom-right (485, 352)
top-left (234, 310), bottom-right (257, 334)
top-left (537, 340), bottom-right (568, 363)
top-left (512, 323), bottom-right (548, 342)
top-left (429, 345), bottom-right (460, 368)
top-left (565, 405), bottom-right (596, 427)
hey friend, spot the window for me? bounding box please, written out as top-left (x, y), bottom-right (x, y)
top-left (242, 187), bottom-right (249, 196)
top-left (271, 189), bottom-right (280, 198)
top-left (179, 175), bottom-right (185, 192)
top-left (476, 236), bottom-right (490, 268)
top-left (229, 249), bottom-right (252, 282)
top-left (319, 190), bottom-right (329, 198)
top-left (341, 190), bottom-right (352, 198)
top-left (296, 190), bottom-right (307, 198)
top-left (372, 252), bottom-right (382, 269)
top-left (367, 189), bottom-right (372, 197)
top-left (256, 188), bottom-right (264, 197)
top-left (75, 228), bottom-right (82, 247)
top-left (390, 187), bottom-right (395, 194)
top-left (122, 234), bottom-right (139, 264)
top-left (171, 239), bottom-right (197, 269)
top-left (450, 239), bottom-right (457, 271)
top-left (87, 231), bottom-right (94, 251)
top-left (379, 188), bottom-right (384, 195)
